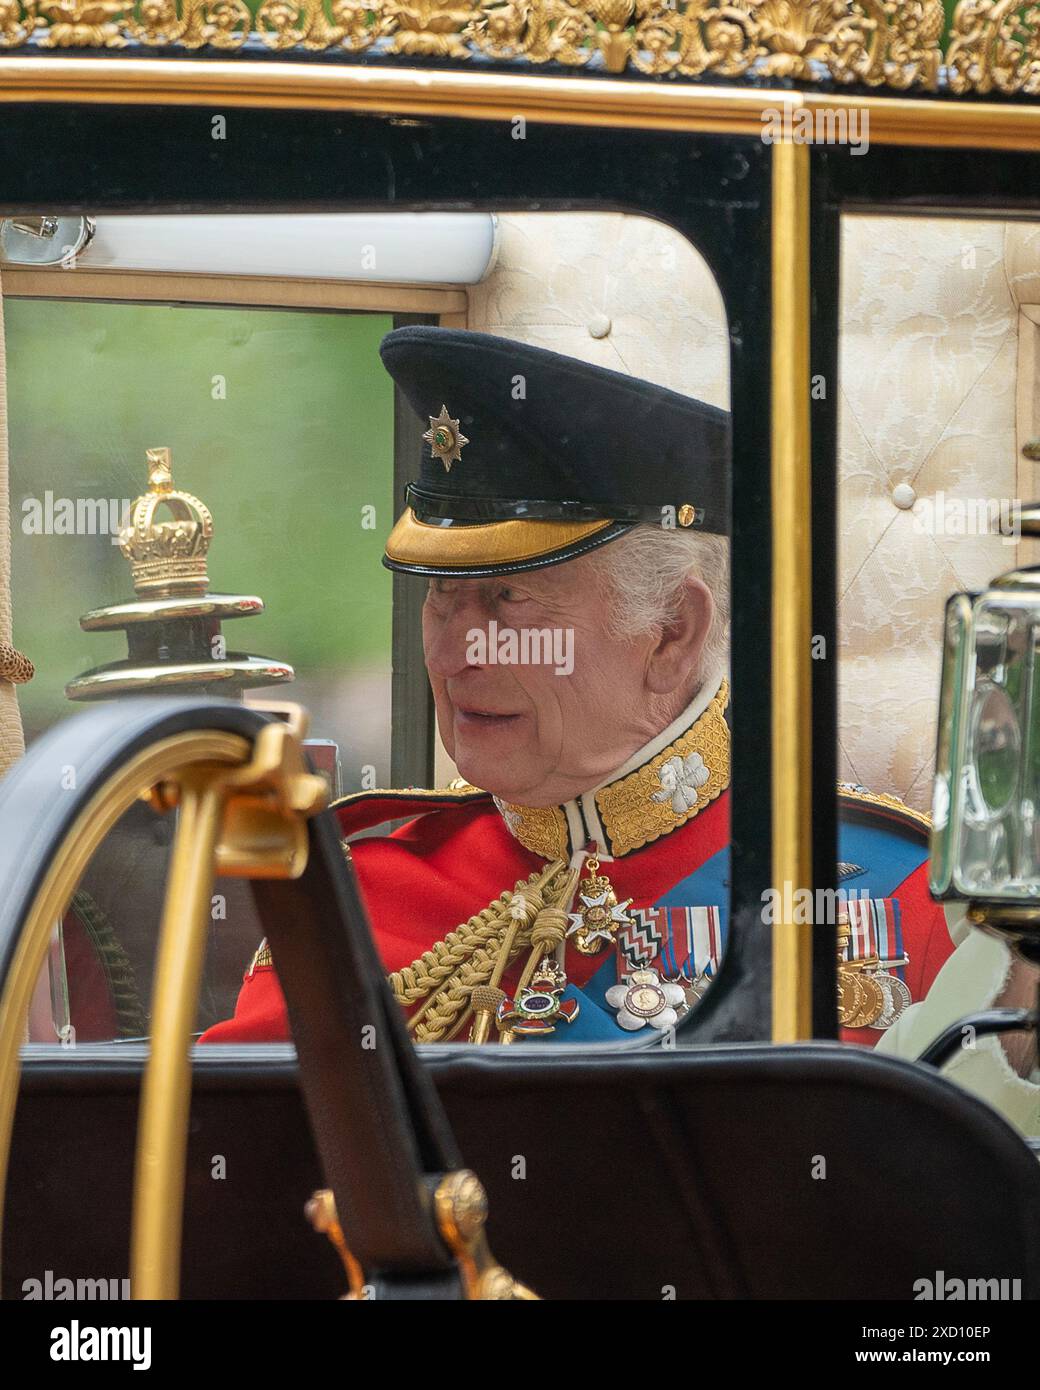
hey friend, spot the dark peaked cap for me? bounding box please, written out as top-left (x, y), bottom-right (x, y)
top-left (381, 326), bottom-right (730, 577)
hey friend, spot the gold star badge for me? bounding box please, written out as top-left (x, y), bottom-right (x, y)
top-left (423, 405), bottom-right (469, 473)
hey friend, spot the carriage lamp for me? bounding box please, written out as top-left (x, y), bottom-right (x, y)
top-left (930, 502), bottom-right (1040, 964)
top-left (0, 216), bottom-right (94, 267)
top-left (2, 213), bottom-right (497, 282)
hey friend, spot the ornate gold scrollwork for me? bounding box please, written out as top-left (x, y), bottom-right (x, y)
top-left (468, 0), bottom-right (594, 67)
top-left (0, 0), bottom-right (34, 49)
top-left (255, 0), bottom-right (324, 49)
top-left (879, 0), bottom-right (944, 90)
top-left (36, 0), bottom-right (130, 48)
top-left (252, 0), bottom-right (388, 51)
top-left (947, 0), bottom-right (1040, 96)
top-left (384, 0), bottom-right (477, 57)
top-left (124, 0), bottom-right (253, 49)
top-left (466, 0), bottom-right (945, 82)
top-left (1, 3), bottom-right (1038, 100)
top-left (130, 0), bottom-right (189, 45)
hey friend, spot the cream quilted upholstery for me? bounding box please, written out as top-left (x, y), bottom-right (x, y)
top-left (468, 213), bottom-right (730, 409)
top-left (840, 218), bottom-right (1039, 811)
top-left (467, 212), bottom-right (1040, 812)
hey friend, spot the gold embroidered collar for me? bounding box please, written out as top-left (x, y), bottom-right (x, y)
top-left (492, 677), bottom-right (730, 862)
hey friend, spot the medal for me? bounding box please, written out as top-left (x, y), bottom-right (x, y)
top-left (839, 898), bottom-right (913, 1030)
top-left (844, 969), bottom-right (886, 1029)
top-left (836, 911), bottom-right (886, 1028)
top-left (496, 958), bottom-right (579, 1036)
top-left (606, 966), bottom-right (686, 1032)
top-left (612, 903), bottom-right (720, 1032)
top-left (837, 968), bottom-right (868, 1026)
top-left (872, 971), bottom-right (912, 1029)
top-left (679, 971), bottom-right (712, 1015)
top-left (566, 850), bottom-right (634, 956)
top-left (861, 896), bottom-right (912, 1030)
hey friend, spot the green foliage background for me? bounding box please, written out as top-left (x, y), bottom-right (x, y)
top-left (6, 299), bottom-right (395, 763)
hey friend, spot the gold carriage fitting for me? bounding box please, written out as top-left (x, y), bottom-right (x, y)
top-left (64, 447), bottom-right (294, 701)
top-left (0, 1), bottom-right (1019, 94)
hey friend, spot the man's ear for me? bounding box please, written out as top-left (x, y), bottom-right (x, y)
top-left (644, 577), bottom-right (713, 696)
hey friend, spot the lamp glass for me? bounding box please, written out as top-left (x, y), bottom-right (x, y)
top-left (0, 216), bottom-right (91, 267)
top-left (931, 590), bottom-right (1040, 901)
top-left (930, 592), bottom-right (972, 896)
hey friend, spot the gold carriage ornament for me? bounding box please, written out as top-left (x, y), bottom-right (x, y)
top-left (120, 445), bottom-right (213, 596)
top-left (65, 447), bottom-right (294, 701)
top-left (0, 1), bottom-right (1000, 94)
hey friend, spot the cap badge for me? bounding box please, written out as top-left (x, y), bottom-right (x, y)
top-left (423, 404), bottom-right (469, 473)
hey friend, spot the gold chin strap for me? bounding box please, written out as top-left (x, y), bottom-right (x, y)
top-left (387, 858), bottom-right (578, 1044)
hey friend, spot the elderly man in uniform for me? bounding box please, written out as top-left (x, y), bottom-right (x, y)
top-left (203, 325), bottom-right (967, 1056)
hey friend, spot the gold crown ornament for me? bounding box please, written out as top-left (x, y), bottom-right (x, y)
top-left (66, 446), bottom-right (293, 702)
top-left (118, 447), bottom-right (214, 597)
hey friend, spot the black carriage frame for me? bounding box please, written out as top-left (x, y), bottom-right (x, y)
top-left (4, 89), bottom-right (1040, 1048)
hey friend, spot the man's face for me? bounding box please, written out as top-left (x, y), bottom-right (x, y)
top-left (422, 549), bottom-right (700, 806)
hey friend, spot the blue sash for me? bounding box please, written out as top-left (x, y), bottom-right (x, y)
top-left (539, 845), bottom-right (730, 1043)
top-left (530, 819), bottom-right (925, 1044)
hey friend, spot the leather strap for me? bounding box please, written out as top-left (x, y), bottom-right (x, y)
top-left (253, 810), bottom-right (463, 1285)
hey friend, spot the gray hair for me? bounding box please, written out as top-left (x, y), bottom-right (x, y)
top-left (588, 523), bottom-right (731, 682)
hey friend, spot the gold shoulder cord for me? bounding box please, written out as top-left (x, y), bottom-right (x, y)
top-left (379, 856), bottom-right (578, 1044)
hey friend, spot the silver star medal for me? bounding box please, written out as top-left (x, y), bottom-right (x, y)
top-left (606, 967), bottom-right (687, 1032)
top-left (566, 853), bottom-right (634, 956)
top-left (566, 884), bottom-right (635, 956)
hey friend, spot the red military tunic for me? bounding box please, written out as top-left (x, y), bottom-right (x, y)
top-left (202, 684), bottom-right (952, 1046)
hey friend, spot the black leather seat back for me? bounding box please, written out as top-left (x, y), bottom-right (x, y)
top-left (7, 1042), bottom-right (1039, 1301)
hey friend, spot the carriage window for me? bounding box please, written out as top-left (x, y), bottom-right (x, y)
top-left (835, 212), bottom-right (1040, 1046)
top-left (4, 209), bottom-right (732, 1047)
top-left (5, 274), bottom-right (398, 1040)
